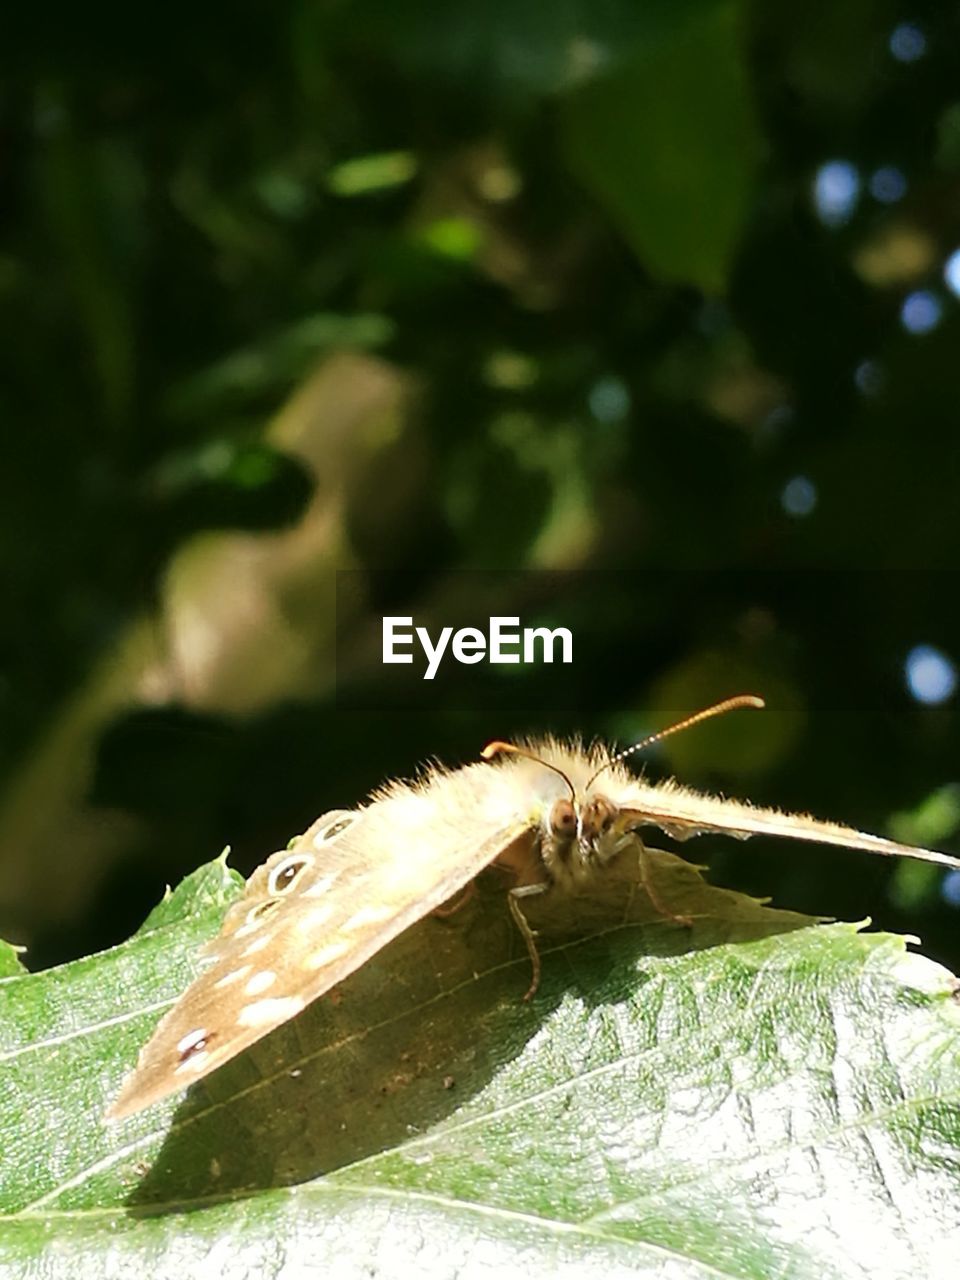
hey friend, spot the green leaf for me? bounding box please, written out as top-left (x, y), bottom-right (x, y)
top-left (2, 850), bottom-right (959, 1278)
top-left (137, 853), bottom-right (243, 934)
top-left (0, 941), bottom-right (27, 980)
top-left (562, 3), bottom-right (762, 292)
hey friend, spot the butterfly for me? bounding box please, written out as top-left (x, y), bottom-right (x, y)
top-left (106, 695), bottom-right (960, 1120)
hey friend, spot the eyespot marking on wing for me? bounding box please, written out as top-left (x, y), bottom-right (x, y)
top-left (246, 900), bottom-right (280, 926)
top-left (237, 996), bottom-right (306, 1029)
top-left (267, 853), bottom-right (313, 896)
top-left (177, 1028), bottom-right (209, 1057)
top-left (314, 814), bottom-right (358, 846)
top-left (175, 1028), bottom-right (213, 1073)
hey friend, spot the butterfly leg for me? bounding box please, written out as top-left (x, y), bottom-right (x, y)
top-left (432, 880), bottom-right (477, 918)
top-left (636, 841), bottom-right (693, 928)
top-left (508, 882), bottom-right (549, 1001)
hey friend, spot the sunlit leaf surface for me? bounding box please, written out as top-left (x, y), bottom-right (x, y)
top-left (2, 852), bottom-right (958, 1278)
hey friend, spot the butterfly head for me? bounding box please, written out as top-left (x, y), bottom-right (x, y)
top-left (539, 790), bottom-right (635, 886)
top-left (483, 691), bottom-right (767, 889)
top-left (482, 741), bottom-right (636, 884)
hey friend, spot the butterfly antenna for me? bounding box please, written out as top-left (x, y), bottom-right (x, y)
top-left (586, 694), bottom-right (766, 788)
top-left (481, 741), bottom-right (576, 801)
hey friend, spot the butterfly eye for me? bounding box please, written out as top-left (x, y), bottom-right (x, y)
top-left (267, 853), bottom-right (313, 896)
top-left (582, 796), bottom-right (617, 842)
top-left (549, 798), bottom-right (578, 837)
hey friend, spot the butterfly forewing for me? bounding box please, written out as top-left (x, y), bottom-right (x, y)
top-left (611, 777), bottom-right (960, 869)
top-left (107, 773), bottom-right (534, 1120)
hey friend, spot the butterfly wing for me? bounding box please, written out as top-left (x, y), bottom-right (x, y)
top-left (107, 767), bottom-right (534, 1120)
top-left (610, 777), bottom-right (960, 870)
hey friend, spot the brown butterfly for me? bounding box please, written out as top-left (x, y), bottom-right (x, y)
top-left (107, 696), bottom-right (960, 1120)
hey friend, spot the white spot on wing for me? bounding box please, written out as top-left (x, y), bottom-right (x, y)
top-left (214, 965), bottom-right (252, 989)
top-left (304, 871), bottom-right (342, 897)
top-left (305, 939), bottom-right (351, 970)
top-left (174, 1050), bottom-right (210, 1075)
top-left (343, 903), bottom-right (396, 931)
top-left (300, 903), bottom-right (335, 930)
top-left (244, 969), bottom-right (277, 996)
top-left (237, 996), bottom-right (306, 1028)
top-left (242, 934), bottom-right (272, 957)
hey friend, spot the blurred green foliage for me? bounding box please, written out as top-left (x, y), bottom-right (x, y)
top-left (1, 0), bottom-right (959, 976)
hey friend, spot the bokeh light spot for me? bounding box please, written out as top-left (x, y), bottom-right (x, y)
top-left (781, 475), bottom-right (817, 518)
top-left (854, 359), bottom-right (884, 396)
top-left (889, 23), bottom-right (927, 63)
top-left (905, 644), bottom-right (957, 704)
top-left (943, 248), bottom-right (960, 298)
top-left (588, 376), bottom-right (631, 423)
top-left (869, 167), bottom-right (907, 203)
top-left (813, 161), bottom-right (860, 227)
top-left (900, 290), bottom-right (942, 334)
top-left (942, 869), bottom-right (960, 909)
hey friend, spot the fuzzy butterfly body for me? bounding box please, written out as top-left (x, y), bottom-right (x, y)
top-left (107, 717), bottom-right (960, 1120)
